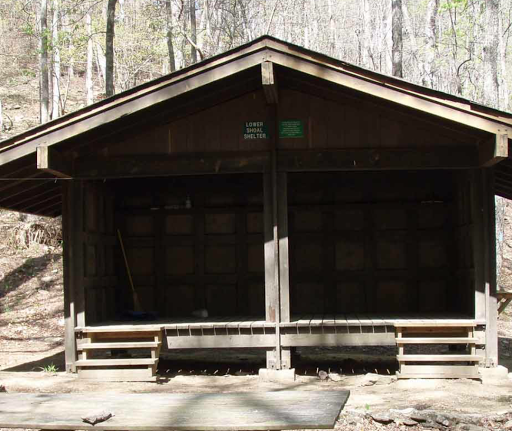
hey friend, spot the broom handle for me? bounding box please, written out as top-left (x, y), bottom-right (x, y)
top-left (117, 229), bottom-right (136, 297)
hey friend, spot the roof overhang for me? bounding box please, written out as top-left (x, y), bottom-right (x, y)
top-left (1, 36), bottom-right (511, 216)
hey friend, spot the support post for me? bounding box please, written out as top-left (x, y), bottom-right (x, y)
top-left (62, 182), bottom-right (76, 373)
top-left (264, 166), bottom-right (280, 369)
top-left (483, 169), bottom-right (498, 366)
top-left (278, 172), bottom-right (291, 368)
top-left (472, 170), bottom-right (486, 323)
top-left (63, 180), bottom-right (86, 372)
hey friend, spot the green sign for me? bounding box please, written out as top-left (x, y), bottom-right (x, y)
top-left (279, 120), bottom-right (304, 138)
top-left (243, 121), bottom-right (269, 139)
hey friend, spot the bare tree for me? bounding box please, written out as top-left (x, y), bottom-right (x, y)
top-left (423, 0), bottom-right (440, 87)
top-left (189, 0), bottom-right (197, 63)
top-left (40, 0), bottom-right (50, 123)
top-left (165, 0), bottom-right (176, 72)
top-left (86, 8), bottom-right (94, 105)
top-left (52, 0), bottom-right (61, 119)
top-left (483, 0), bottom-right (500, 107)
top-left (391, 0), bottom-right (403, 78)
top-left (106, 0), bottom-right (117, 97)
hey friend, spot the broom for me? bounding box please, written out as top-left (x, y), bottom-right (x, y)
top-left (117, 229), bottom-right (142, 312)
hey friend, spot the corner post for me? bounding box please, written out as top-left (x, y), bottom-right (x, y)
top-left (472, 170), bottom-right (486, 324)
top-left (62, 180), bottom-right (85, 373)
top-left (483, 169), bottom-right (498, 366)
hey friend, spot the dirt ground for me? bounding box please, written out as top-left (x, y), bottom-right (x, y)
top-left (1, 233), bottom-right (512, 430)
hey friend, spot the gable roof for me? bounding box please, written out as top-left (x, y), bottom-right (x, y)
top-left (1, 35), bottom-right (511, 216)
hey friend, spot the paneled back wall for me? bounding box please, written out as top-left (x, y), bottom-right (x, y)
top-left (113, 175), bottom-right (265, 318)
top-left (288, 171), bottom-right (463, 316)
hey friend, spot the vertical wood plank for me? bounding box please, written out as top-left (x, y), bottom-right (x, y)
top-left (483, 169), bottom-right (498, 366)
top-left (277, 172), bottom-right (291, 369)
top-left (278, 172), bottom-right (290, 322)
top-left (264, 167), bottom-right (278, 369)
top-left (236, 205), bottom-right (249, 314)
top-left (194, 191), bottom-right (206, 311)
top-left (471, 170), bottom-right (486, 322)
top-left (73, 181), bottom-right (86, 328)
top-left (62, 182), bottom-right (76, 373)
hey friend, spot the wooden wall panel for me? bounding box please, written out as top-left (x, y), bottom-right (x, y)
top-left (82, 182), bottom-right (117, 324)
top-left (111, 175), bottom-right (265, 319)
top-left (288, 171), bottom-right (459, 316)
top-left (336, 282), bottom-right (366, 313)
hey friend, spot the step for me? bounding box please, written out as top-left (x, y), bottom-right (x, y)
top-left (396, 338), bottom-right (478, 344)
top-left (397, 365), bottom-right (479, 379)
top-left (76, 358), bottom-right (158, 367)
top-left (77, 342), bottom-right (160, 350)
top-left (394, 322), bottom-right (476, 328)
top-left (78, 368), bottom-right (157, 382)
top-left (397, 355), bottom-right (481, 362)
top-left (76, 326), bottom-right (163, 333)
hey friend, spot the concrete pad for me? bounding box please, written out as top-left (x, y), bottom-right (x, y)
top-left (259, 368), bottom-right (296, 383)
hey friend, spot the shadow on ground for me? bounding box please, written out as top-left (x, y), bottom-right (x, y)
top-left (0, 253), bottom-right (60, 300)
top-left (3, 350), bottom-right (65, 372)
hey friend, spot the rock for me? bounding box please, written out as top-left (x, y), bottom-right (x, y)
top-left (402, 418), bottom-right (419, 426)
top-left (421, 420), bottom-right (443, 429)
top-left (435, 415), bottom-right (452, 427)
top-left (41, 275), bottom-right (56, 283)
top-left (370, 413), bottom-right (393, 424)
top-left (318, 370), bottom-right (329, 380)
top-left (453, 424), bottom-right (487, 431)
top-left (81, 411), bottom-right (114, 425)
top-left (328, 372), bottom-right (344, 382)
top-left (361, 372), bottom-right (394, 386)
top-left (504, 420), bottom-right (512, 430)
top-left (0, 385), bottom-right (6, 392)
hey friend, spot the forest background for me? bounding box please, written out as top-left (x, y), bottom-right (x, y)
top-left (1, 0), bottom-right (512, 288)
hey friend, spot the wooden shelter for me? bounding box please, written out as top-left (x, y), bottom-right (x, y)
top-left (1, 36), bottom-right (511, 381)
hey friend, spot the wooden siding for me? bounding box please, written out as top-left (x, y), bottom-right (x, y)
top-left (103, 88), bottom-right (475, 159)
top-left (83, 182), bottom-right (117, 324)
top-left (287, 171), bottom-right (466, 316)
top-left (111, 175), bottom-right (265, 318)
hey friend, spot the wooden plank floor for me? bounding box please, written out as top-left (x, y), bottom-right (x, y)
top-left (0, 391), bottom-right (349, 431)
top-left (77, 313), bottom-right (479, 333)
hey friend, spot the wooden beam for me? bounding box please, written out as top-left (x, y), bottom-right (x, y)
top-left (278, 148), bottom-right (478, 172)
top-left (36, 146), bottom-right (72, 178)
top-left (268, 49), bottom-right (510, 135)
top-left (74, 153), bottom-right (269, 179)
top-left (262, 61), bottom-right (278, 104)
top-left (479, 134), bottom-right (509, 167)
top-left (0, 50), bottom-right (267, 166)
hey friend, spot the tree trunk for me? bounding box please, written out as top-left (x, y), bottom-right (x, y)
top-left (165, 0), bottom-right (176, 72)
top-left (40, 0), bottom-right (50, 123)
top-left (105, 0), bottom-right (117, 98)
top-left (189, 0), bottom-right (197, 64)
top-left (0, 99), bottom-right (3, 139)
top-left (391, 0), bottom-right (403, 78)
top-left (423, 0), bottom-right (440, 87)
top-left (52, 0), bottom-right (61, 119)
top-left (498, 5), bottom-right (509, 111)
top-left (86, 10), bottom-right (94, 105)
top-left (483, 0), bottom-right (499, 108)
